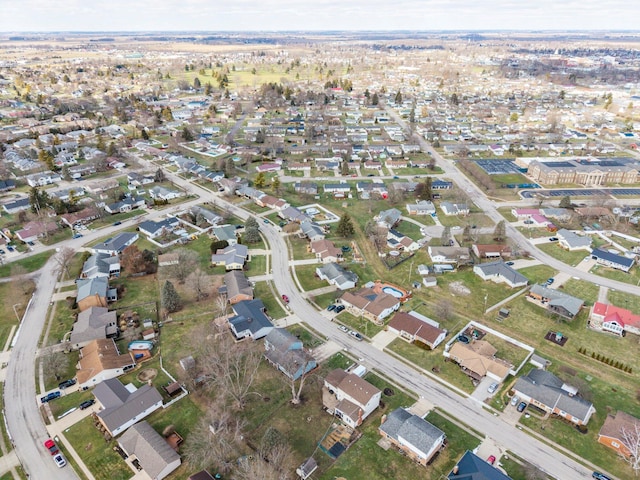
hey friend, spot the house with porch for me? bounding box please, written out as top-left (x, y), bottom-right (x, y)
top-left (527, 284), bottom-right (584, 319)
top-left (80, 253), bottom-right (120, 279)
top-left (76, 277), bottom-right (117, 312)
top-left (590, 301), bottom-right (640, 336)
top-left (69, 307), bottom-right (119, 349)
top-left (323, 368), bottom-right (381, 428)
top-left (339, 287), bottom-right (400, 325)
top-left (211, 244), bottom-right (249, 270)
top-left (92, 232), bottom-right (139, 256)
top-left (310, 239), bottom-right (342, 263)
top-left (557, 229), bottom-right (592, 251)
top-left (591, 248), bottom-right (634, 272)
top-left (222, 270), bottom-right (253, 304)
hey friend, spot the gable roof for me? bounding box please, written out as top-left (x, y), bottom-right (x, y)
top-left (599, 411), bottom-right (640, 442)
top-left (448, 341), bottom-right (512, 379)
top-left (388, 311), bottom-right (445, 345)
top-left (591, 247), bottom-right (634, 268)
top-left (229, 299), bottom-right (273, 335)
top-left (325, 368), bottom-right (381, 406)
top-left (70, 307), bottom-right (118, 345)
top-left (449, 450), bottom-right (513, 480)
top-left (380, 408), bottom-right (445, 453)
top-left (93, 232), bottom-right (138, 254)
top-left (592, 301), bottom-right (640, 329)
top-left (82, 253), bottom-right (120, 278)
top-left (77, 338), bottom-right (135, 384)
top-left (529, 284), bottom-right (584, 317)
top-left (76, 276), bottom-right (109, 302)
top-left (556, 229), bottom-right (592, 249)
top-left (474, 260), bottom-right (528, 286)
top-left (119, 421), bottom-right (180, 479)
top-left (223, 270), bottom-right (253, 300)
top-left (317, 262), bottom-right (358, 288)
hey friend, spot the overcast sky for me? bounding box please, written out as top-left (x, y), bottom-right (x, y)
top-left (1, 0), bottom-right (639, 32)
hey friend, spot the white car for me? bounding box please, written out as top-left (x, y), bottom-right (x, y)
top-left (487, 382), bottom-right (498, 394)
top-left (338, 325), bottom-right (349, 333)
top-left (510, 395), bottom-right (520, 406)
top-left (53, 453), bottom-right (67, 468)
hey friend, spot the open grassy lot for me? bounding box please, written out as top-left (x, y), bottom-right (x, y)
top-left (516, 226), bottom-right (556, 239)
top-left (438, 211), bottom-right (495, 229)
top-left (425, 411), bottom-right (482, 477)
top-left (65, 416), bottom-right (132, 480)
top-left (607, 289), bottom-right (640, 312)
top-left (245, 253), bottom-right (267, 275)
top-left (287, 234), bottom-right (315, 261)
top-left (559, 278), bottom-right (599, 306)
top-left (294, 264), bottom-right (327, 291)
top-left (497, 207), bottom-right (518, 222)
top-left (518, 265), bottom-right (557, 284)
top-left (253, 280), bottom-right (286, 320)
top-left (0, 280), bottom-right (36, 349)
top-left (500, 454), bottom-right (552, 480)
top-left (0, 250), bottom-right (54, 277)
top-left (286, 324), bottom-right (325, 349)
top-left (310, 290), bottom-right (343, 309)
top-left (519, 358), bottom-right (640, 479)
top-left (47, 299), bottom-right (77, 346)
top-left (591, 263), bottom-right (640, 286)
top-left (536, 242), bottom-right (588, 266)
top-left (334, 311), bottom-right (385, 338)
top-left (42, 350), bottom-right (79, 392)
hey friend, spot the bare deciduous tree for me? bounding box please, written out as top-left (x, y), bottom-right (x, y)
top-left (188, 268), bottom-right (210, 301)
top-left (434, 299), bottom-right (454, 321)
top-left (235, 430), bottom-right (295, 480)
top-left (42, 352), bottom-right (70, 382)
top-left (10, 264), bottom-right (33, 296)
top-left (621, 422), bottom-right (640, 475)
top-left (53, 246), bottom-right (76, 280)
top-left (169, 248), bottom-right (199, 284)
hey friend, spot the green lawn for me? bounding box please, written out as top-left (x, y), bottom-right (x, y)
top-left (246, 254), bottom-right (267, 275)
top-left (294, 264), bottom-right (327, 291)
top-left (42, 350), bottom-right (79, 392)
top-left (559, 278), bottom-right (599, 306)
top-left (500, 454), bottom-right (552, 480)
top-left (287, 235), bottom-right (315, 261)
top-left (0, 280), bottom-right (36, 349)
top-left (0, 250), bottom-right (54, 277)
top-left (311, 290), bottom-right (343, 308)
top-left (591, 263), bottom-right (640, 286)
top-left (47, 300), bottom-right (77, 346)
top-left (518, 265), bottom-right (557, 284)
top-left (253, 281), bottom-right (286, 320)
top-left (607, 289), bottom-right (640, 312)
top-left (497, 207), bottom-right (517, 222)
top-left (517, 226), bottom-right (556, 239)
top-left (536, 243), bottom-right (588, 266)
top-left (334, 311), bottom-right (385, 338)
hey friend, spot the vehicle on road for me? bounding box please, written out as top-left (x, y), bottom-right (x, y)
top-left (281, 294), bottom-right (289, 304)
top-left (592, 472), bottom-right (611, 480)
top-left (27, 241), bottom-right (35, 246)
top-left (0, 249), bottom-right (4, 254)
top-left (487, 382), bottom-right (498, 394)
top-left (327, 304), bottom-right (336, 311)
top-left (505, 261), bottom-right (515, 266)
top-left (112, 221), bottom-right (122, 226)
top-left (335, 305), bottom-right (345, 313)
top-left (348, 330), bottom-right (363, 341)
top-left (44, 439), bottom-right (59, 455)
top-left (338, 325), bottom-right (349, 333)
top-left (548, 237), bottom-right (558, 241)
top-left (58, 378), bottom-right (76, 389)
top-left (79, 399), bottom-right (95, 410)
top-left (263, 219), bottom-right (269, 223)
top-left (53, 453), bottom-right (67, 468)
top-left (40, 391), bottom-right (61, 403)
top-left (487, 455), bottom-right (496, 465)
top-left (72, 233), bottom-right (83, 239)
top-left (510, 395), bottom-right (520, 406)
top-left (517, 401), bottom-right (528, 412)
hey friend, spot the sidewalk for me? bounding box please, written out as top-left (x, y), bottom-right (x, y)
top-left (0, 451), bottom-right (19, 477)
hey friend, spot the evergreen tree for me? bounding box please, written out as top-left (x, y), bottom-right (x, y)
top-left (336, 213), bottom-right (355, 237)
top-left (559, 195), bottom-right (572, 209)
top-left (182, 125), bottom-right (194, 142)
top-left (272, 176), bottom-right (281, 194)
top-left (254, 172), bottom-right (267, 188)
top-left (245, 217), bottom-right (259, 230)
top-left (395, 90), bottom-right (402, 104)
top-left (371, 92), bottom-right (379, 106)
top-left (441, 226), bottom-right (451, 246)
top-left (161, 280), bottom-right (182, 313)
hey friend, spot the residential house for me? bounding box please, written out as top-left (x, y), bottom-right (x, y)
top-left (300, 220), bottom-right (325, 242)
top-left (316, 263), bottom-right (358, 290)
top-left (127, 172), bottom-right (155, 187)
top-left (448, 450), bottom-right (513, 480)
top-left (85, 178), bottom-right (119, 194)
top-left (76, 339), bottom-right (136, 387)
top-left (388, 311), bottom-right (447, 349)
top-left (118, 421), bottom-right (181, 480)
top-left (406, 200), bottom-right (436, 216)
top-left (591, 248), bottom-right (635, 272)
top-left (323, 368), bottom-right (381, 428)
top-left (15, 221), bottom-right (58, 243)
top-left (60, 207), bottom-right (101, 228)
top-left (81, 253), bottom-right (120, 279)
top-left (557, 229), bottom-right (592, 251)
top-left (138, 218), bottom-right (180, 239)
top-left (340, 287), bottom-right (400, 325)
top-left (294, 182), bottom-right (318, 196)
top-left (379, 408), bottom-right (446, 466)
top-left (528, 284), bottom-right (584, 319)
top-left (2, 197), bottom-right (30, 214)
top-left (428, 246), bottom-right (471, 264)
top-left (228, 299), bottom-right (274, 340)
top-left (69, 307), bottom-right (118, 349)
top-left (387, 229), bottom-right (420, 252)
top-left (222, 270), bottom-right (254, 304)
top-left (212, 225), bottom-right (238, 246)
top-left (93, 232), bottom-right (139, 256)
top-left (310, 239), bottom-right (342, 263)
top-left (263, 328), bottom-right (317, 380)
top-left (513, 369), bottom-right (596, 426)
top-left (93, 378), bottom-right (163, 436)
top-left (473, 261), bottom-right (528, 288)
top-left (375, 208), bottom-right (402, 228)
top-left (323, 183), bottom-right (351, 197)
top-left (105, 196), bottom-right (146, 215)
top-left (211, 244), bottom-right (249, 270)
top-left (76, 277), bottom-right (116, 312)
top-left (472, 244), bottom-right (512, 260)
top-left (189, 205), bottom-right (222, 226)
top-left (440, 202), bottom-right (469, 216)
top-left (445, 340), bottom-right (513, 382)
top-left (590, 301), bottom-right (640, 336)
top-left (598, 411), bottom-right (640, 458)
top-left (256, 194), bottom-right (289, 211)
top-left (25, 170), bottom-right (62, 187)
top-left (149, 186), bottom-right (184, 201)
top-left (279, 206), bottom-right (309, 223)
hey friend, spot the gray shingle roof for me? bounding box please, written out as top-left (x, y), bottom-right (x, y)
top-left (529, 284), bottom-right (584, 317)
top-left (229, 299), bottom-right (273, 335)
top-left (76, 277), bottom-right (109, 302)
top-left (119, 421), bottom-right (180, 479)
top-left (380, 408), bottom-right (445, 455)
top-left (93, 232), bottom-right (138, 254)
top-left (474, 260), bottom-right (528, 286)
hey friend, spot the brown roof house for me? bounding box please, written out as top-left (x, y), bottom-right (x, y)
top-left (221, 270), bottom-right (254, 305)
top-left (598, 411), bottom-right (640, 458)
top-left (388, 311), bottom-right (447, 350)
top-left (93, 378), bottom-right (163, 436)
top-left (76, 339), bottom-right (136, 388)
top-left (310, 239), bottom-right (343, 263)
top-left (444, 340), bottom-right (513, 382)
top-left (340, 287), bottom-right (400, 325)
top-left (472, 244), bottom-right (512, 260)
top-left (69, 307), bottom-right (119, 349)
top-left (323, 368), bottom-right (381, 428)
top-left (118, 421), bottom-right (181, 480)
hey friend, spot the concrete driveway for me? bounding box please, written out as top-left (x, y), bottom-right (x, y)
top-left (470, 377), bottom-right (498, 404)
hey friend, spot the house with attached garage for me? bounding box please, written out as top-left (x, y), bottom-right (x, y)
top-left (323, 368), bottom-right (381, 428)
top-left (590, 301), bottom-right (640, 336)
top-left (513, 369), bottom-right (596, 426)
top-left (428, 246), bottom-right (471, 265)
top-left (598, 410), bottom-right (640, 458)
top-left (221, 270), bottom-right (253, 305)
top-left (591, 247), bottom-right (635, 272)
top-left (75, 338), bottom-right (136, 387)
top-left (473, 260), bottom-right (528, 288)
top-left (93, 378), bottom-right (163, 436)
top-left (69, 307), bottom-right (118, 349)
top-left (228, 299), bottom-right (274, 340)
top-left (471, 244), bottom-right (512, 260)
top-left (212, 225), bottom-right (238, 246)
top-left (105, 196), bottom-right (146, 215)
top-left (76, 277), bottom-right (117, 312)
top-left (263, 328), bottom-right (317, 380)
top-left (445, 340), bottom-right (513, 382)
top-left (448, 450), bottom-right (512, 480)
top-left (406, 200), bottom-right (436, 216)
top-left (388, 311), bottom-right (447, 349)
top-left (440, 202), bottom-right (469, 216)
top-left (138, 217), bottom-right (180, 239)
top-left (339, 287), bottom-right (400, 325)
top-left (92, 232), bottom-right (139, 256)
top-left (379, 408), bottom-right (446, 466)
top-left (211, 244), bottom-right (249, 270)
top-left (118, 421), bottom-right (181, 480)
top-left (556, 229), bottom-right (592, 251)
top-left (310, 239), bottom-right (343, 263)
top-left (300, 220), bottom-right (325, 242)
top-left (375, 208), bottom-right (402, 229)
top-left (316, 263), bottom-right (358, 290)
top-left (527, 284), bottom-right (584, 319)
top-left (149, 185), bottom-right (184, 201)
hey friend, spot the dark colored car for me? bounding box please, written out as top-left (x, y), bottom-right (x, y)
top-left (44, 439), bottom-right (59, 455)
top-left (327, 304), bottom-right (336, 311)
top-left (112, 221), bottom-right (122, 226)
top-left (505, 261), bottom-right (514, 266)
top-left (335, 305), bottom-right (345, 313)
top-left (517, 401), bottom-right (527, 412)
top-left (41, 391), bottom-right (61, 403)
top-left (592, 473), bottom-right (612, 480)
top-left (58, 379), bottom-right (76, 390)
top-left (79, 399), bottom-right (95, 410)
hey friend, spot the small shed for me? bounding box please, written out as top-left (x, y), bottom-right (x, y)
top-left (142, 328), bottom-right (156, 341)
top-left (163, 381), bottom-right (183, 396)
top-left (179, 356), bottom-right (195, 372)
top-left (296, 458), bottom-right (318, 480)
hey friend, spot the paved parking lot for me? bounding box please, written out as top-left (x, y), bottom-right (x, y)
top-left (521, 187), bottom-right (640, 198)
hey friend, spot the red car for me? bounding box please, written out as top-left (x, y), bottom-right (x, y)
top-left (44, 438), bottom-right (59, 455)
top-left (487, 455), bottom-right (496, 465)
top-left (282, 294), bottom-right (289, 304)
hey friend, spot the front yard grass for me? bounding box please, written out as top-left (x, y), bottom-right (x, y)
top-left (591, 263), bottom-right (640, 286)
top-left (253, 280), bottom-right (286, 320)
top-left (294, 264), bottom-right (326, 291)
top-left (607, 289), bottom-right (640, 312)
top-left (334, 311), bottom-right (385, 338)
top-left (0, 250), bottom-right (54, 277)
top-left (518, 265), bottom-right (557, 284)
top-left (246, 253), bottom-right (267, 275)
top-left (559, 278), bottom-right (599, 306)
top-left (536, 243), bottom-right (588, 266)
top-left (0, 280), bottom-right (36, 349)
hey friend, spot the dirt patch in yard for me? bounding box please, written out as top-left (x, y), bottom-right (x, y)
top-left (137, 368), bottom-right (158, 382)
top-left (449, 281), bottom-right (471, 296)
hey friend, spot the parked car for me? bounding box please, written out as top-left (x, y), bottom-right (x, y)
top-left (348, 330), bottom-right (363, 341)
top-left (79, 399), bottom-right (95, 410)
top-left (327, 304), bottom-right (336, 312)
top-left (7, 246), bottom-right (14, 252)
top-left (0, 249), bottom-right (5, 254)
top-left (524, 220), bottom-right (534, 224)
top-left (592, 472), bottom-right (612, 480)
top-left (505, 261), bottom-right (515, 266)
top-left (487, 455), bottom-right (496, 465)
top-left (112, 221), bottom-right (122, 226)
top-left (338, 325), bottom-right (349, 333)
top-left (548, 237), bottom-right (558, 241)
top-left (281, 294), bottom-right (289, 304)
top-left (517, 401), bottom-right (528, 412)
top-left (263, 219), bottom-right (269, 224)
top-left (546, 277), bottom-right (555, 285)
top-left (72, 233), bottom-right (83, 239)
top-left (335, 305), bottom-right (345, 313)
top-left (487, 382), bottom-right (498, 394)
top-left (58, 379), bottom-right (76, 390)
top-left (40, 391), bottom-right (61, 403)
top-left (53, 453), bottom-right (67, 468)
top-left (44, 439), bottom-right (59, 455)
top-left (510, 395), bottom-right (520, 406)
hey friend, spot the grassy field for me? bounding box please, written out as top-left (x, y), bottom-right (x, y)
top-left (47, 299), bottom-right (76, 345)
top-left (0, 280), bottom-right (36, 349)
top-left (0, 250), bottom-right (54, 277)
top-left (591, 263), bottom-right (640, 286)
top-left (559, 278), bottom-right (600, 306)
top-left (246, 254), bottom-right (267, 275)
top-left (294, 264), bottom-right (327, 291)
top-left (334, 311), bottom-right (385, 338)
top-left (497, 207), bottom-right (518, 222)
top-left (253, 280), bottom-right (286, 320)
top-left (536, 243), bottom-right (588, 266)
top-left (607, 289), bottom-right (640, 312)
top-left (518, 265), bottom-right (557, 284)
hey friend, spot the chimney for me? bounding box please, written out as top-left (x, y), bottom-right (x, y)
top-left (452, 465), bottom-right (459, 475)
